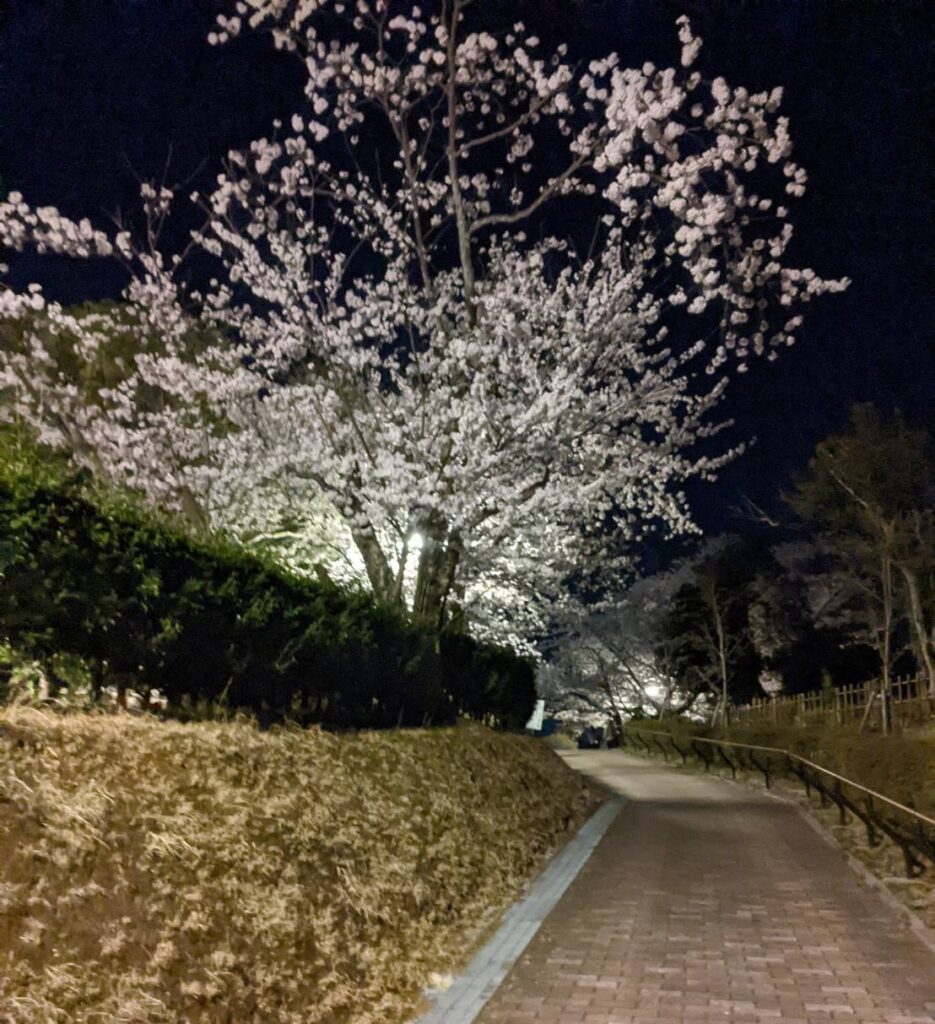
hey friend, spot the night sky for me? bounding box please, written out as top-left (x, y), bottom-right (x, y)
top-left (2, 0), bottom-right (933, 535)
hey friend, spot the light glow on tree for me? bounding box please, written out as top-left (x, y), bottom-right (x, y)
top-left (0, 4), bottom-right (847, 646)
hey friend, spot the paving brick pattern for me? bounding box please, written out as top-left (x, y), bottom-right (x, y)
top-left (475, 751), bottom-right (935, 1024)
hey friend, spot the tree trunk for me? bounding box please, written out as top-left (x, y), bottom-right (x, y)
top-left (879, 548), bottom-right (895, 734)
top-left (717, 632), bottom-right (730, 727)
top-left (711, 589), bottom-right (730, 728)
top-left (899, 563), bottom-right (935, 698)
top-left (602, 680), bottom-right (626, 740)
top-left (91, 659), bottom-right (105, 703)
top-left (413, 519), bottom-right (462, 633)
top-left (444, 0), bottom-right (477, 322)
top-left (351, 526), bottom-right (396, 603)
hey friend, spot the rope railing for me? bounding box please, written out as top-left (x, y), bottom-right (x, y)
top-left (622, 726), bottom-right (935, 879)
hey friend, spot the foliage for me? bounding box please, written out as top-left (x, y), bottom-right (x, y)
top-left (545, 535), bottom-right (831, 728)
top-left (562, 529), bottom-right (880, 727)
top-left (555, 408), bottom-right (935, 726)
top-left (0, 5), bottom-right (846, 648)
top-left (654, 538), bottom-right (761, 714)
top-left (0, 711), bottom-right (600, 1023)
top-left (629, 718), bottom-right (935, 817)
top-left (0, 455), bottom-right (535, 729)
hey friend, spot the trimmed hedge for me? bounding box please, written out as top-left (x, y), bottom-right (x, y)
top-left (716, 722), bottom-right (935, 817)
top-left (0, 472), bottom-right (535, 729)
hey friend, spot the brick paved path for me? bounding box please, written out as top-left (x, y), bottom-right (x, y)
top-left (476, 751), bottom-right (935, 1024)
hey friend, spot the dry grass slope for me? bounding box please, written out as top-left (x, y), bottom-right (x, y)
top-left (0, 711), bottom-right (600, 1023)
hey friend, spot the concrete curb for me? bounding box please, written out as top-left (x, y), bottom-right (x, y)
top-left (413, 796), bottom-right (624, 1024)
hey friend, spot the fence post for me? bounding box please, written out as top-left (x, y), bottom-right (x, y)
top-left (834, 780), bottom-right (848, 825)
top-left (881, 679), bottom-right (891, 736)
top-left (694, 741), bottom-right (713, 772)
top-left (863, 797), bottom-right (880, 847)
top-left (717, 746), bottom-right (737, 779)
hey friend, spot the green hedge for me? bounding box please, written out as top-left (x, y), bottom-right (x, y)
top-left (0, 470), bottom-right (535, 730)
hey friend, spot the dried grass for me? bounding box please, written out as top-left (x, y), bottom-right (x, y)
top-left (0, 710), bottom-right (600, 1023)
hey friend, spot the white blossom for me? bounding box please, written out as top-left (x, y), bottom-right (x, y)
top-left (0, 10), bottom-right (847, 647)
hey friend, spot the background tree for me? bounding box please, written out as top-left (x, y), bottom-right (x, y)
top-left (746, 569), bottom-right (799, 690)
top-left (657, 538), bottom-right (758, 723)
top-left (543, 566), bottom-right (706, 730)
top-left (789, 406), bottom-right (935, 710)
top-left (748, 540), bottom-right (874, 694)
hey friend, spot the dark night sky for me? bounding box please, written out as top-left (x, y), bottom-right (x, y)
top-left (1, 0), bottom-right (933, 535)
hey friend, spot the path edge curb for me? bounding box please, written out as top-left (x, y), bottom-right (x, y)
top-left (412, 795), bottom-right (625, 1024)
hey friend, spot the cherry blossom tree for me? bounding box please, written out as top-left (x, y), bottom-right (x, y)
top-left (0, 3), bottom-right (847, 645)
top-left (542, 565), bottom-right (708, 730)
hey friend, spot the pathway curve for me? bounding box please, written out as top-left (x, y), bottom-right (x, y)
top-left (475, 750), bottom-right (935, 1024)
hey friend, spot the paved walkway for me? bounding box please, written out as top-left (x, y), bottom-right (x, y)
top-left (475, 750), bottom-right (935, 1024)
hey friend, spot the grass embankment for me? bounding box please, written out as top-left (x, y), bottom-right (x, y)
top-left (0, 711), bottom-right (601, 1023)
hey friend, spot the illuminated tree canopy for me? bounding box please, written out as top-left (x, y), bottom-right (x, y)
top-left (0, 2), bottom-right (846, 647)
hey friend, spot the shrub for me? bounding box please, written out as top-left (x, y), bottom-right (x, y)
top-left (0, 467), bottom-right (535, 729)
top-left (718, 721), bottom-right (935, 815)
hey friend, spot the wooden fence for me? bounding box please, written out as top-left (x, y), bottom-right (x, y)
top-left (733, 675), bottom-right (934, 730)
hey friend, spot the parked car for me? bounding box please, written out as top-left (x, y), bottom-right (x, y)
top-left (576, 725), bottom-right (604, 749)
